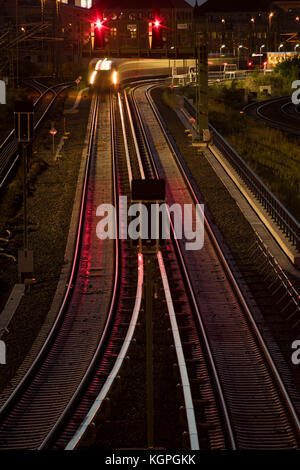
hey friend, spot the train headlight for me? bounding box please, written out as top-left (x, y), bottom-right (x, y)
top-left (112, 71), bottom-right (118, 85)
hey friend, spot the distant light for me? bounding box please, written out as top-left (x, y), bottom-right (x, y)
top-left (248, 61), bottom-right (253, 66)
top-left (95, 59), bottom-right (102, 70)
top-left (112, 71), bottom-right (118, 85)
top-left (95, 19), bottom-right (103, 30)
top-left (90, 70), bottom-right (97, 85)
top-left (100, 58), bottom-right (112, 70)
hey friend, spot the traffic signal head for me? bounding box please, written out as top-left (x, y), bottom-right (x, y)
top-left (95, 19), bottom-right (103, 30)
top-left (94, 19), bottom-right (105, 48)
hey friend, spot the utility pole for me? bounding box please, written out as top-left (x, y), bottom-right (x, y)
top-left (15, 0), bottom-right (19, 87)
top-left (193, 19), bottom-right (210, 146)
top-left (14, 101), bottom-right (35, 287)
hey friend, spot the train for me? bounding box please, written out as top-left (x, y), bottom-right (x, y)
top-left (88, 55), bottom-right (248, 91)
top-left (88, 57), bottom-right (196, 90)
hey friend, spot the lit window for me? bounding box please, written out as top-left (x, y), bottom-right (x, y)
top-left (127, 24), bottom-right (137, 39)
top-left (75, 0), bottom-right (92, 8)
top-left (111, 27), bottom-right (117, 38)
top-left (130, 29), bottom-right (137, 39)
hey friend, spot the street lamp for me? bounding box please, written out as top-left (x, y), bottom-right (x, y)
top-left (220, 45), bottom-right (226, 72)
top-left (295, 43), bottom-right (300, 52)
top-left (278, 43), bottom-right (284, 51)
top-left (260, 44), bottom-right (265, 68)
top-left (238, 45), bottom-right (243, 70)
top-left (268, 12), bottom-right (274, 51)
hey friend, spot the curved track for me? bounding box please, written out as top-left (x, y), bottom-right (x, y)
top-left (0, 90), bottom-right (140, 449)
top-left (131, 82), bottom-right (300, 449)
top-left (0, 80), bottom-right (299, 450)
top-left (0, 79), bottom-right (74, 190)
top-left (244, 96), bottom-right (300, 136)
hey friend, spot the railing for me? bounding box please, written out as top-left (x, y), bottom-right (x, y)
top-left (183, 97), bottom-right (300, 252)
top-left (251, 232), bottom-right (300, 321)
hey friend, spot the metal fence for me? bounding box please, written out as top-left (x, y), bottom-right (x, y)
top-left (183, 97), bottom-right (300, 252)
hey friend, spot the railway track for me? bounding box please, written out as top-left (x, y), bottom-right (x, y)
top-left (64, 88), bottom-right (229, 450)
top-left (0, 89), bottom-right (143, 449)
top-left (183, 96), bottom-right (300, 256)
top-left (0, 81), bottom-right (299, 450)
top-left (0, 79), bottom-right (74, 190)
top-left (121, 88), bottom-right (231, 450)
top-left (129, 82), bottom-right (300, 449)
top-left (244, 96), bottom-right (300, 136)
top-left (68, 82), bottom-right (300, 449)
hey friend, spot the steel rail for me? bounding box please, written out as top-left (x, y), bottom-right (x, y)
top-left (131, 85), bottom-right (236, 449)
top-left (281, 100), bottom-right (300, 121)
top-left (0, 92), bottom-right (99, 423)
top-left (117, 92), bottom-right (133, 186)
top-left (65, 252), bottom-right (144, 450)
top-left (157, 250), bottom-right (199, 450)
top-left (118, 86), bottom-right (204, 450)
top-left (63, 90), bottom-right (145, 450)
top-left (184, 97), bottom-right (300, 252)
top-left (146, 84), bottom-right (300, 442)
top-left (40, 91), bottom-right (125, 449)
top-left (0, 80), bottom-right (74, 189)
top-left (123, 89), bottom-right (146, 179)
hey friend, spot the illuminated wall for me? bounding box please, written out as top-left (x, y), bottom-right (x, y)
top-left (75, 0), bottom-right (92, 8)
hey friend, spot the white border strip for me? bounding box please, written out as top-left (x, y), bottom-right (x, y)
top-left (157, 250), bottom-right (199, 450)
top-left (118, 92), bottom-right (133, 187)
top-left (123, 89), bottom-right (145, 179)
top-left (147, 85), bottom-right (300, 436)
top-left (65, 253), bottom-right (144, 450)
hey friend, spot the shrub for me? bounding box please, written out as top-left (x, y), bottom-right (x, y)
top-left (274, 57), bottom-right (300, 88)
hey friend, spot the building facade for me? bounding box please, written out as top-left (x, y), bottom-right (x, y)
top-left (198, 0), bottom-right (300, 56)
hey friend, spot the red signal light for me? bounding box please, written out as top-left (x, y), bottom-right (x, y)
top-left (154, 19), bottom-right (161, 28)
top-left (94, 18), bottom-right (105, 48)
top-left (95, 19), bottom-right (103, 30)
top-left (248, 61), bottom-right (253, 66)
